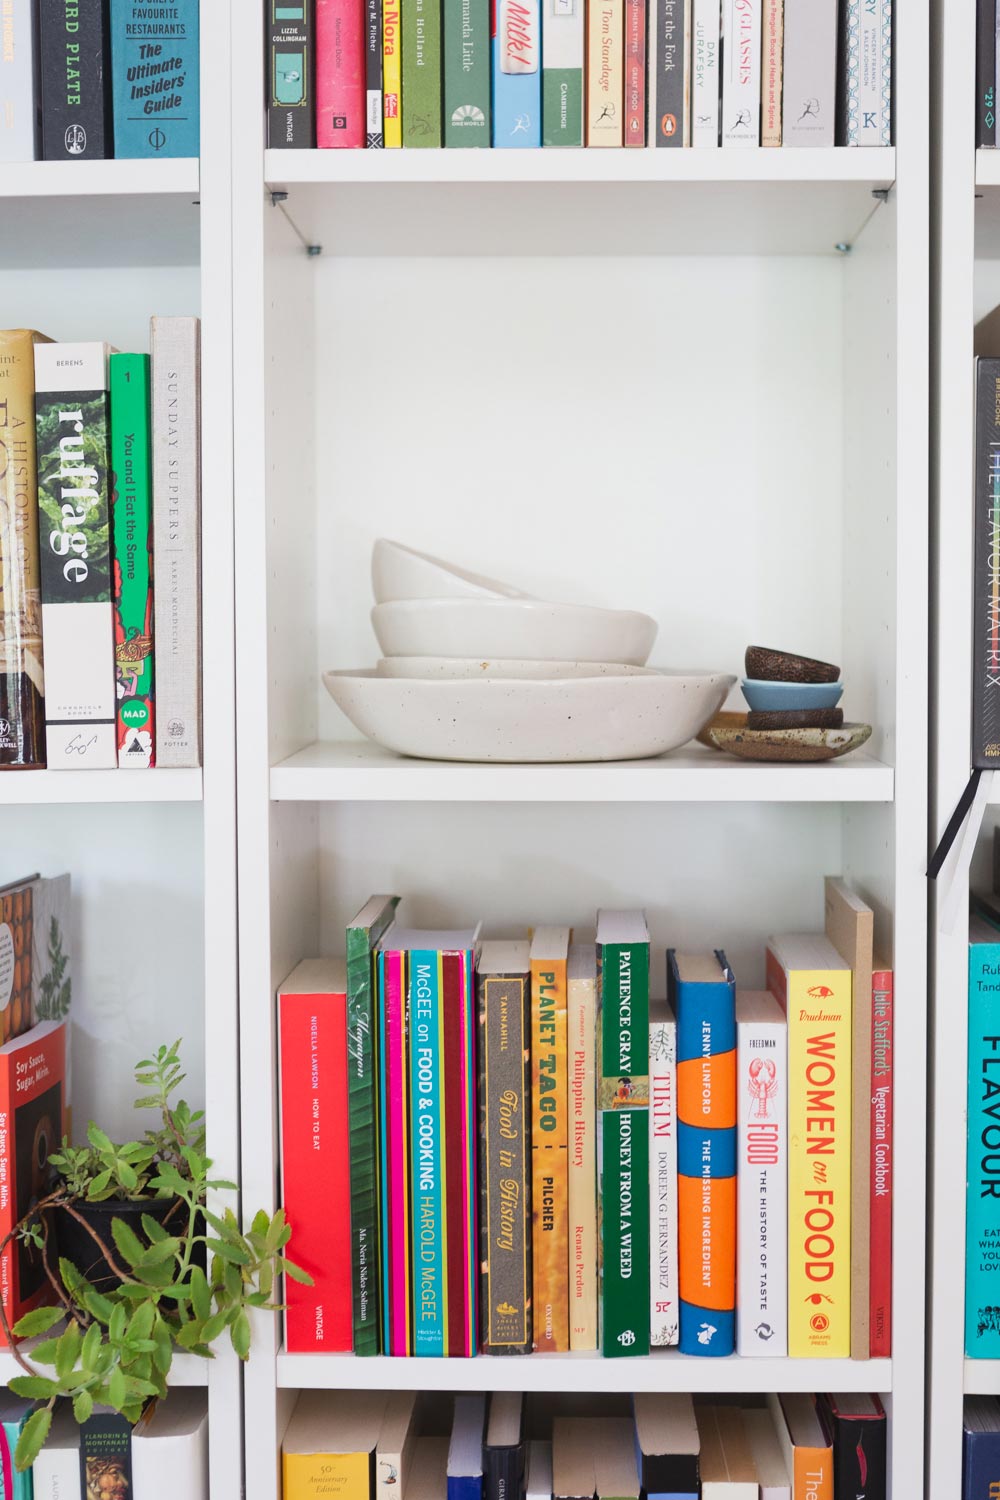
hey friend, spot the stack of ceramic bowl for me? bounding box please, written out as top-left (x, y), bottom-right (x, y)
top-left (698, 646), bottom-right (872, 763)
top-left (322, 540), bottom-right (735, 764)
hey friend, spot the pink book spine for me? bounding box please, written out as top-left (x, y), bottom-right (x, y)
top-left (316, 0), bottom-right (366, 146)
top-left (461, 953), bottom-right (478, 1356)
top-left (383, 950), bottom-right (411, 1355)
top-left (869, 968), bottom-right (893, 1357)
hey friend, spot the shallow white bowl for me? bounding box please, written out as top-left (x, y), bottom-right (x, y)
top-left (371, 598), bottom-right (658, 666)
top-left (372, 538), bottom-right (529, 603)
top-left (322, 669), bottom-right (735, 763)
top-left (376, 656), bottom-right (655, 680)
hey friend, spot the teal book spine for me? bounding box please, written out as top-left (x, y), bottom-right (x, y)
top-left (967, 935), bottom-right (1000, 1356)
top-left (109, 0), bottom-right (200, 158)
top-left (409, 949), bottom-right (447, 1355)
top-left (599, 1107), bottom-right (650, 1355)
top-left (443, 0), bottom-right (491, 143)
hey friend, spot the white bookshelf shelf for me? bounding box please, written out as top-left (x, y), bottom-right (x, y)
top-left (0, 1344), bottom-right (208, 1387)
top-left (0, 158), bottom-right (199, 199)
top-left (0, 770), bottom-right (203, 805)
top-left (277, 1350), bottom-right (892, 1394)
top-left (965, 1360), bottom-right (1000, 1394)
top-left (269, 741), bottom-right (895, 803)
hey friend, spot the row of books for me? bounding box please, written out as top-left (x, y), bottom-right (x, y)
top-left (0, 0), bottom-right (198, 162)
top-left (282, 1388), bottom-right (888, 1500)
top-left (266, 0), bottom-right (893, 150)
top-left (0, 323), bottom-right (202, 772)
top-left (276, 878), bottom-right (893, 1360)
top-left (0, 1389), bottom-right (208, 1500)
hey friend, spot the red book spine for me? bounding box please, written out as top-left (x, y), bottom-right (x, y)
top-left (279, 989), bottom-right (352, 1351)
top-left (624, 0), bottom-right (646, 145)
top-left (317, 0), bottom-right (366, 146)
top-left (0, 1023), bottom-right (66, 1330)
top-left (869, 968), bottom-right (893, 1357)
top-left (442, 952), bottom-right (478, 1356)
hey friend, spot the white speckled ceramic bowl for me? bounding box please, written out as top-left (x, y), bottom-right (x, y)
top-left (375, 656), bottom-right (656, 679)
top-left (322, 669), bottom-right (735, 763)
top-left (371, 539), bottom-right (530, 603)
top-left (371, 599), bottom-right (658, 666)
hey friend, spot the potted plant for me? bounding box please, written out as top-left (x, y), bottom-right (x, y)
top-left (0, 1041), bottom-right (307, 1471)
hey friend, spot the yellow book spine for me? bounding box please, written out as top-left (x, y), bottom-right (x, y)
top-left (785, 968), bottom-right (852, 1358)
top-left (282, 1453), bottom-right (371, 1500)
top-left (586, 0), bottom-right (623, 145)
top-left (568, 968), bottom-right (597, 1350)
top-left (383, 0), bottom-right (402, 146)
top-left (531, 954), bottom-right (569, 1352)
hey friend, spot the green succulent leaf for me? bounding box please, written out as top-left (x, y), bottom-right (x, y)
top-left (8, 1375), bottom-right (58, 1400)
top-left (15, 1406), bottom-right (52, 1473)
top-left (231, 1310), bottom-right (251, 1360)
top-left (73, 1389), bottom-right (94, 1424)
top-left (11, 1306), bottom-right (64, 1338)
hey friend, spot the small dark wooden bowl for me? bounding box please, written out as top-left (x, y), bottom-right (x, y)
top-left (744, 646), bottom-right (840, 684)
top-left (747, 708), bottom-right (844, 730)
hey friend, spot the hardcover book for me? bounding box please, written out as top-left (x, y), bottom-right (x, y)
top-left (409, 945), bottom-right (446, 1356)
top-left (530, 925), bottom-right (569, 1352)
top-left (110, 0), bottom-right (199, 157)
top-left (38, 0), bottom-right (110, 158)
top-left (151, 316), bottom-right (201, 769)
top-left (720, 0), bottom-right (760, 146)
top-left (383, 0), bottom-right (402, 143)
top-left (277, 959), bottom-right (352, 1352)
top-left (408, 1438), bottom-right (449, 1500)
top-left (650, 0), bottom-right (691, 146)
top-left (967, 915), bottom-right (1000, 1356)
top-left (649, 998), bottom-right (678, 1347)
top-left (963, 1397), bottom-right (1000, 1499)
top-left (80, 1409), bottom-right (132, 1500)
top-left (0, 0), bottom-right (38, 160)
top-left (448, 1394), bottom-right (486, 1500)
top-left (760, 0), bottom-right (782, 145)
top-left (317, 0), bottom-right (366, 145)
top-left (690, 0), bottom-right (719, 146)
top-left (376, 1391), bottom-right (419, 1499)
top-left (0, 1021), bottom-right (65, 1333)
top-left (526, 1440), bottom-right (552, 1500)
top-left (34, 340), bottom-right (117, 769)
top-left (477, 939), bottom-right (532, 1355)
top-left (839, 0), bottom-right (884, 146)
top-left (592, 1417), bottom-right (641, 1500)
top-left (445, 0), bottom-right (491, 143)
top-left (599, 1104), bottom-right (650, 1356)
top-left (267, 0), bottom-right (315, 147)
top-left (31, 1401), bottom-right (79, 1500)
top-left (282, 1391), bottom-right (389, 1500)
top-left (377, 941), bottom-right (412, 1354)
top-left (766, 1393), bottom-right (832, 1500)
top-left (0, 878), bottom-right (34, 1045)
top-left (974, 357), bottom-right (1000, 767)
top-left (484, 1392), bottom-right (526, 1500)
top-left (633, 1393), bottom-right (700, 1499)
top-left (402, 0), bottom-right (442, 144)
top-left (553, 1418), bottom-right (595, 1500)
top-left (819, 1394), bottom-right (885, 1500)
top-left (869, 963), bottom-right (893, 1357)
top-left (669, 948), bottom-right (737, 1357)
top-left (542, 0), bottom-right (583, 146)
top-left (567, 942), bottom-right (597, 1351)
top-left (110, 352), bottom-right (155, 769)
top-left (743, 1408), bottom-right (790, 1500)
top-left (1, 873), bottom-right (73, 1042)
top-left (783, 0), bottom-right (836, 146)
top-left (346, 894), bottom-right (400, 1356)
top-left (586, 0), bottom-right (623, 145)
top-left (767, 932), bottom-right (852, 1359)
top-left (597, 909), bottom-right (650, 1109)
top-left (367, 0), bottom-right (384, 144)
top-left (132, 1389), bottom-right (208, 1500)
top-left (0, 329), bottom-right (50, 769)
top-left (492, 0), bottom-right (541, 146)
top-left (696, 1407), bottom-right (757, 1500)
top-left (441, 939), bottom-right (479, 1356)
top-left (624, 0), bottom-right (645, 144)
top-left (980, 0), bottom-right (997, 148)
top-left (735, 989), bottom-right (787, 1356)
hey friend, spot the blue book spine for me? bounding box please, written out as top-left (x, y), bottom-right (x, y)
top-left (966, 939), bottom-right (1000, 1356)
top-left (964, 1422), bottom-right (1000, 1497)
top-left (110, 0), bottom-right (200, 158)
top-left (410, 949), bottom-right (446, 1356)
top-left (491, 0), bottom-right (541, 145)
top-left (447, 1479), bottom-right (483, 1500)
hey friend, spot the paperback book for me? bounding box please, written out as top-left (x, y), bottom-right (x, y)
top-left (38, 0), bottom-right (110, 158)
top-left (690, 0), bottom-right (720, 146)
top-left (267, 0), bottom-right (315, 147)
top-left (0, 0), bottom-right (38, 160)
top-left (721, 0), bottom-right (760, 146)
top-left (542, 0), bottom-right (584, 145)
top-left (109, 0), bottom-right (199, 157)
top-left (869, 962), bottom-right (893, 1357)
top-left (648, 998), bottom-right (678, 1347)
top-left (445, 0), bottom-right (491, 144)
top-left (567, 942), bottom-right (597, 1350)
top-left (735, 990), bottom-right (787, 1356)
top-left (492, 0), bottom-right (541, 146)
top-left (110, 351), bottom-right (155, 769)
top-left (530, 925), bottom-right (570, 1352)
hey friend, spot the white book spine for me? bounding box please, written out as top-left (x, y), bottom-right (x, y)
top-left (854, 0), bottom-right (881, 145)
top-left (31, 1446), bottom-right (78, 1500)
top-left (133, 1426), bottom-right (209, 1500)
top-left (0, 0), bottom-right (37, 161)
top-left (649, 1015), bottom-right (678, 1346)
top-left (781, 0), bottom-right (837, 146)
top-left (721, 0), bottom-right (760, 145)
top-left (736, 1011), bottom-right (787, 1355)
top-left (152, 317), bottom-right (202, 768)
top-left (691, 0), bottom-right (721, 146)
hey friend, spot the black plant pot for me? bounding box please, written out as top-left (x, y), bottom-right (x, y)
top-left (49, 1195), bottom-right (189, 1295)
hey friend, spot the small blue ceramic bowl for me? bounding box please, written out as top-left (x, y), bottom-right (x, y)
top-left (741, 678), bottom-right (844, 712)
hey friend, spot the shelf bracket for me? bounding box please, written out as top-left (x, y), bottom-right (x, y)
top-left (833, 183), bottom-right (894, 256)
top-left (268, 189), bottom-right (323, 258)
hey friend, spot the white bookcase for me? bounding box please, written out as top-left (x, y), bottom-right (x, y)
top-left (2, 0), bottom-right (931, 1494)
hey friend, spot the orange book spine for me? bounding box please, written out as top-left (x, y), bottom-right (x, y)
top-left (793, 1445), bottom-right (833, 1500)
top-left (531, 947), bottom-right (569, 1351)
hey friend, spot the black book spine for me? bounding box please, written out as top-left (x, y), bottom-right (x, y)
top-left (80, 1412), bottom-right (133, 1500)
top-left (974, 359), bottom-right (1000, 767)
top-left (266, 0), bottom-right (315, 147)
top-left (366, 0), bottom-right (384, 144)
top-left (38, 0), bottom-right (111, 159)
top-left (978, 0), bottom-right (997, 147)
top-left (652, 0), bottom-right (685, 146)
top-left (485, 1443), bottom-right (525, 1500)
top-left (830, 1414), bottom-right (887, 1500)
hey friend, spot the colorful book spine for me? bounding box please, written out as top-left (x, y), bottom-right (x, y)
top-left (317, 0), bottom-right (366, 145)
top-left (567, 945), bottom-right (597, 1350)
top-left (444, 0), bottom-right (491, 143)
top-left (38, 0), bottom-right (110, 159)
top-left (839, 0), bottom-right (884, 146)
top-left (542, 0), bottom-right (584, 146)
top-left (366, 0), bottom-right (385, 143)
top-left (690, 0), bottom-right (719, 146)
top-left (110, 352), bottom-right (155, 769)
top-left (600, 1106), bottom-right (650, 1357)
top-left (346, 896), bottom-right (400, 1355)
top-left (975, 358), bottom-right (1000, 768)
top-left (409, 949), bottom-right (446, 1356)
top-left (530, 931), bottom-right (569, 1352)
top-left (379, 948), bottom-right (412, 1355)
top-left (650, 0), bottom-right (690, 146)
top-left (442, 948), bottom-right (478, 1356)
top-left (586, 0), bottom-right (623, 145)
top-left (869, 966), bottom-right (893, 1357)
top-left (735, 994), bottom-right (787, 1356)
top-left (80, 1412), bottom-right (132, 1500)
top-left (151, 315), bottom-right (201, 768)
top-left (383, 0), bottom-right (402, 143)
top-left (720, 0), bottom-right (759, 146)
top-left (782, 0), bottom-right (836, 145)
top-left (671, 950), bottom-right (737, 1357)
top-left (760, 0), bottom-right (782, 145)
top-left (0, 1022), bottom-right (66, 1332)
top-left (0, 330), bottom-right (48, 769)
top-left (766, 939), bottom-right (852, 1358)
top-left (0, 0), bottom-right (38, 160)
top-left (967, 928), bottom-right (1000, 1357)
top-left (34, 341), bottom-right (117, 769)
top-left (649, 1002), bottom-right (678, 1347)
top-left (492, 0), bottom-right (541, 145)
top-left (278, 962), bottom-right (352, 1351)
top-left (110, 0), bottom-right (199, 158)
top-left (402, 0), bottom-right (443, 144)
top-left (268, 0), bottom-right (315, 147)
top-left (624, 0), bottom-right (645, 144)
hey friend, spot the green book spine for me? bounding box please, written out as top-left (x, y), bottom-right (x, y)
top-left (599, 1107), bottom-right (650, 1356)
top-left (598, 940), bottom-right (650, 1110)
top-left (110, 353), bottom-right (154, 769)
top-left (543, 69), bottom-right (584, 145)
top-left (443, 0), bottom-right (490, 144)
top-left (346, 895), bottom-right (400, 1355)
top-left (402, 0), bottom-right (442, 144)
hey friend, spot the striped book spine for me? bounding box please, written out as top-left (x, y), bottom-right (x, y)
top-left (409, 950), bottom-right (447, 1356)
top-left (442, 949), bottom-right (478, 1356)
top-left (379, 949), bottom-right (411, 1355)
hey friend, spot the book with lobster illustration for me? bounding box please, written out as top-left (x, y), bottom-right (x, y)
top-left (735, 990), bottom-right (787, 1356)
